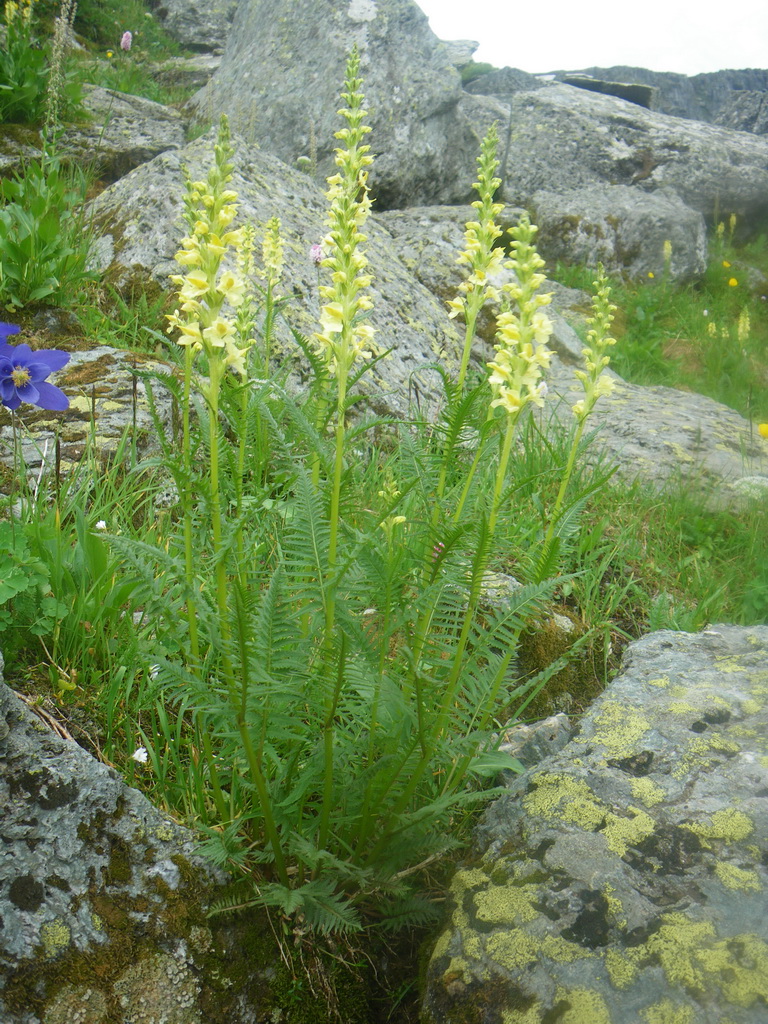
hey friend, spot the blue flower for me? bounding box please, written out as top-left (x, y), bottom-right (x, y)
top-left (0, 330), bottom-right (70, 411)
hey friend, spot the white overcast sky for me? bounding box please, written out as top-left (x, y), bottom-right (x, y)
top-left (415, 0), bottom-right (768, 77)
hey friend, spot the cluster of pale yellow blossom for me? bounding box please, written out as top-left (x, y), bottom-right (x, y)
top-left (487, 216), bottom-right (553, 417)
top-left (571, 263), bottom-right (617, 422)
top-left (4, 0), bottom-right (34, 26)
top-left (166, 117), bottom-right (251, 379)
top-left (377, 476), bottom-right (406, 543)
top-left (447, 123), bottom-right (505, 322)
top-left (313, 48), bottom-right (376, 382)
top-left (257, 216), bottom-right (284, 290)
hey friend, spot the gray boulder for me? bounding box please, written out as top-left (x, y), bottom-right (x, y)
top-left (146, 0), bottom-right (238, 52)
top-left (88, 131), bottom-right (463, 418)
top-left (496, 84), bottom-right (768, 226)
top-left (61, 85), bottom-right (186, 182)
top-left (544, 357), bottom-right (768, 507)
top-left (0, 671), bottom-right (255, 1023)
top-left (186, 0), bottom-right (478, 209)
top-left (423, 624), bottom-right (768, 1024)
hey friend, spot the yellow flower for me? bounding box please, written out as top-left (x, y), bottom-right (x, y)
top-left (722, 260), bottom-right (731, 268)
top-left (728, 278), bottom-right (738, 287)
top-left (202, 317), bottom-right (235, 349)
top-left (758, 423), bottom-right (768, 438)
top-left (106, 49), bottom-right (113, 58)
top-left (647, 271), bottom-right (655, 279)
top-left (217, 270), bottom-right (245, 307)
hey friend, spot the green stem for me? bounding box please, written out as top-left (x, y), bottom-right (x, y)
top-left (182, 345), bottom-right (200, 665)
top-left (489, 409), bottom-right (519, 537)
top-left (540, 418), bottom-right (585, 560)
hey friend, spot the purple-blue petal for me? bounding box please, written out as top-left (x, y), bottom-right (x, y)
top-left (32, 381), bottom-right (69, 410)
top-left (1, 392), bottom-right (21, 410)
top-left (15, 381), bottom-right (40, 406)
top-left (33, 348), bottom-right (70, 373)
top-left (0, 323), bottom-right (20, 344)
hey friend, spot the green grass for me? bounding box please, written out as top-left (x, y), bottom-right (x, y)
top-left (552, 232), bottom-right (768, 422)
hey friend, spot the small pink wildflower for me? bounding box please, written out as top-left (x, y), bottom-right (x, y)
top-left (310, 243), bottom-right (323, 265)
top-left (120, 31), bottom-right (132, 51)
top-left (431, 541), bottom-right (445, 561)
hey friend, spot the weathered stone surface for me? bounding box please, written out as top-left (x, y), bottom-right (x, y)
top-left (531, 184), bottom-right (707, 281)
top-left (0, 345), bottom-right (176, 484)
top-left (88, 131), bottom-right (463, 418)
top-left (146, 0), bottom-right (238, 52)
top-left (150, 54), bottom-right (222, 91)
top-left (0, 671), bottom-right (258, 1023)
top-left (187, 0), bottom-right (479, 209)
top-left (498, 84), bottom-right (768, 227)
top-left (715, 90), bottom-right (768, 135)
top-left (463, 66), bottom-right (549, 98)
top-left (561, 74), bottom-right (657, 110)
top-left (544, 357), bottom-right (768, 506)
top-left (423, 624), bottom-right (768, 1024)
top-left (59, 85), bottom-right (186, 182)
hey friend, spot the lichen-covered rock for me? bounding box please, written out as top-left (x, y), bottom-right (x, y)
top-left (0, 673), bottom-right (236, 1023)
top-left (88, 131), bottom-right (463, 418)
top-left (187, 0), bottom-right (479, 209)
top-left (0, 345), bottom-right (175, 485)
top-left (715, 90), bottom-right (768, 135)
top-left (544, 358), bottom-right (768, 507)
top-left (422, 624), bottom-right (768, 1024)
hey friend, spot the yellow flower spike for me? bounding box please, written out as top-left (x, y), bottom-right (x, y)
top-left (571, 262), bottom-right (617, 424)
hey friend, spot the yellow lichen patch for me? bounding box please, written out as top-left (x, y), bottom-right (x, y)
top-left (667, 701), bottom-right (698, 714)
top-left (605, 948), bottom-right (638, 988)
top-left (523, 773), bottom-right (605, 830)
top-left (474, 885), bottom-right (540, 925)
top-left (742, 699), bottom-right (760, 715)
top-left (430, 929), bottom-right (451, 963)
top-left (39, 918), bottom-right (71, 958)
top-left (710, 933), bottom-right (768, 1007)
top-left (601, 806), bottom-right (655, 857)
top-left (502, 1004), bottom-right (543, 1024)
top-left (540, 934), bottom-right (594, 963)
top-left (67, 395), bottom-right (93, 413)
top-left (714, 862), bottom-right (761, 891)
top-left (674, 737), bottom-right (740, 778)
top-left (553, 986), bottom-right (612, 1024)
top-left (485, 929), bottom-right (541, 971)
top-left (591, 701), bottom-right (650, 755)
top-left (643, 913), bottom-right (717, 990)
top-left (714, 656), bottom-right (746, 673)
top-left (683, 808), bottom-right (754, 843)
top-left (640, 998), bottom-right (695, 1023)
top-left (443, 956), bottom-right (473, 985)
top-left (647, 675), bottom-right (670, 687)
top-left (451, 868), bottom-right (490, 895)
top-left (630, 777), bottom-right (666, 807)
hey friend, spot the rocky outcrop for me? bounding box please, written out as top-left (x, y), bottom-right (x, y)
top-left (490, 84), bottom-right (768, 227)
top-left (552, 66), bottom-right (768, 125)
top-left (716, 90), bottom-right (768, 135)
top-left (422, 624), bottom-right (768, 1024)
top-left (186, 0), bottom-right (480, 210)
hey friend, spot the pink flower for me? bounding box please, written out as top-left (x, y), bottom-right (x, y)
top-left (120, 31), bottom-right (132, 51)
top-left (310, 243), bottom-right (323, 265)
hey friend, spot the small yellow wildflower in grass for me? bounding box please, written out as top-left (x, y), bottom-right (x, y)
top-left (737, 308), bottom-right (750, 345)
top-left (728, 278), bottom-right (738, 287)
top-left (722, 260), bottom-right (731, 268)
top-left (448, 122), bottom-right (505, 388)
top-left (758, 423), bottom-right (768, 439)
